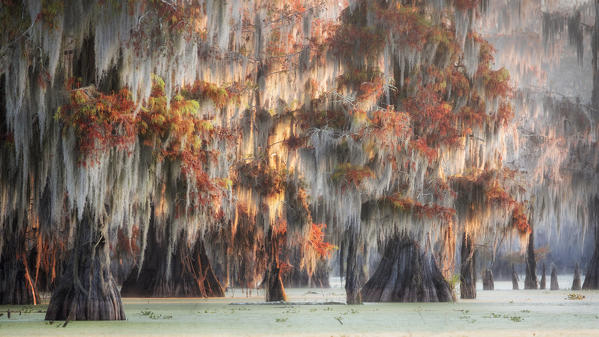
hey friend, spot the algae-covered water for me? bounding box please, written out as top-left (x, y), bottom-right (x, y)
top-left (1, 280), bottom-right (598, 336)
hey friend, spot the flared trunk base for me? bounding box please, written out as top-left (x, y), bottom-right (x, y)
top-left (361, 233), bottom-right (453, 303)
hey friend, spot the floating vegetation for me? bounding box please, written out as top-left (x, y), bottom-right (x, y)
top-left (140, 310), bottom-right (173, 320)
top-left (566, 294), bottom-right (586, 301)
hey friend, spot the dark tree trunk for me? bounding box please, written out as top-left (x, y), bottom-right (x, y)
top-left (583, 207), bottom-right (599, 289)
top-left (339, 239), bottom-right (344, 283)
top-left (265, 259), bottom-right (286, 301)
top-left (482, 269), bottom-right (494, 290)
top-left (512, 265), bottom-right (519, 290)
top-left (361, 233), bottom-right (453, 302)
top-left (46, 208), bottom-right (125, 321)
top-left (583, 240), bottom-right (599, 289)
top-left (540, 263), bottom-right (547, 289)
top-left (345, 228), bottom-right (362, 304)
top-left (550, 265), bottom-right (559, 290)
top-left (524, 232), bottom-right (538, 289)
top-left (572, 263), bottom-right (582, 290)
top-left (0, 220), bottom-right (39, 305)
top-left (437, 223), bottom-right (456, 281)
top-left (460, 233), bottom-right (476, 299)
top-left (121, 212), bottom-right (223, 298)
top-left (281, 248), bottom-right (330, 288)
top-left (264, 227), bottom-right (286, 302)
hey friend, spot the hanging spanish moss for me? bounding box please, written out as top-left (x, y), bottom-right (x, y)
top-left (1, 1), bottom-right (599, 334)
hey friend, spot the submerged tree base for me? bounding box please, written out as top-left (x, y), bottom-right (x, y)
top-left (460, 233), bottom-right (476, 299)
top-left (265, 261), bottom-right (287, 302)
top-left (482, 269), bottom-right (494, 290)
top-left (583, 226), bottom-right (599, 289)
top-left (121, 220), bottom-right (223, 298)
top-left (45, 254), bottom-right (125, 320)
top-left (361, 233), bottom-right (453, 302)
top-left (45, 209), bottom-right (125, 321)
top-left (0, 252), bottom-right (39, 305)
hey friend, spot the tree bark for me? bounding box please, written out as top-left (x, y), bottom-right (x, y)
top-left (524, 232), bottom-right (538, 289)
top-left (482, 268), bottom-right (494, 290)
top-left (265, 259), bottom-right (286, 301)
top-left (437, 223), bottom-right (456, 281)
top-left (121, 211), bottom-right (223, 298)
top-left (512, 265), bottom-right (519, 290)
top-left (572, 263), bottom-right (582, 290)
top-left (264, 227), bottom-right (287, 302)
top-left (0, 219), bottom-right (39, 305)
top-left (345, 228), bottom-right (362, 304)
top-left (540, 263), bottom-right (547, 289)
top-left (281, 247), bottom-right (330, 288)
top-left (45, 208), bottom-right (125, 321)
top-left (460, 233), bottom-right (476, 299)
top-left (361, 232), bottom-right (453, 302)
top-left (583, 208), bottom-right (599, 289)
top-left (550, 265), bottom-right (559, 290)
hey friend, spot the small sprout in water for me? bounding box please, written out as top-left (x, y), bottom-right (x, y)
top-left (335, 316), bottom-right (344, 325)
top-left (275, 317), bottom-right (288, 323)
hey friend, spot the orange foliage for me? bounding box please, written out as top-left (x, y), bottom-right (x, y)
top-left (331, 163), bottom-right (374, 187)
top-left (235, 160), bottom-right (286, 196)
top-left (308, 223), bottom-right (336, 258)
top-left (364, 107), bottom-right (410, 150)
top-left (387, 194), bottom-right (456, 223)
top-left (57, 76), bottom-right (231, 208)
top-left (410, 138), bottom-right (438, 162)
top-left (486, 182), bottom-right (516, 207)
top-left (404, 85), bottom-right (461, 151)
top-left (454, 0), bottom-right (480, 11)
top-left (57, 87), bottom-right (137, 164)
top-left (374, 3), bottom-right (432, 50)
top-left (181, 80), bottom-right (242, 108)
top-left (511, 203), bottom-right (531, 235)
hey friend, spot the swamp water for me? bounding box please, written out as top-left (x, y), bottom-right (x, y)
top-left (1, 279), bottom-right (598, 337)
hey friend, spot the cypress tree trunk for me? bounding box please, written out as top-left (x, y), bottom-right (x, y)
top-left (550, 265), bottom-right (559, 290)
top-left (460, 233), bottom-right (476, 299)
top-left (121, 211), bottom-right (223, 298)
top-left (583, 209), bottom-right (599, 289)
top-left (46, 208), bottom-right (125, 321)
top-left (0, 219), bottom-right (39, 305)
top-left (512, 265), bottom-right (519, 290)
top-left (482, 269), bottom-right (494, 290)
top-left (345, 228), bottom-right (362, 304)
top-left (437, 223), bottom-right (456, 281)
top-left (540, 263), bottom-right (547, 289)
top-left (361, 233), bottom-right (453, 302)
top-left (583, 239), bottom-right (599, 289)
top-left (572, 263), bottom-right (582, 290)
top-left (339, 239), bottom-right (345, 284)
top-left (524, 232), bottom-right (538, 289)
top-left (281, 248), bottom-right (330, 288)
top-left (265, 227), bottom-right (286, 302)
